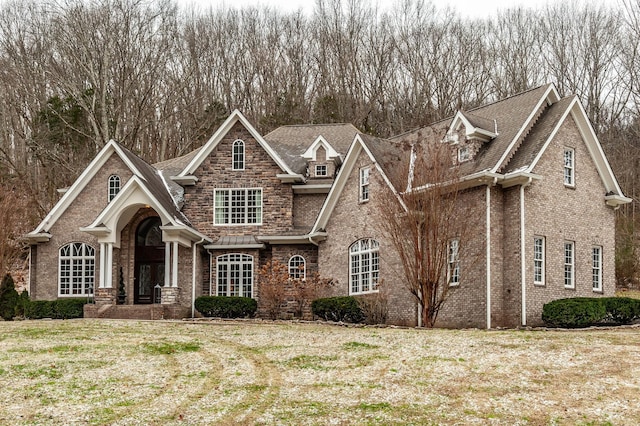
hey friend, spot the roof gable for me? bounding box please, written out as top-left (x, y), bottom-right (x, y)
top-left (526, 96), bottom-right (628, 199)
top-left (312, 134), bottom-right (404, 232)
top-left (301, 135), bottom-right (340, 161)
top-left (29, 140), bottom-right (147, 236)
top-left (178, 110), bottom-right (299, 179)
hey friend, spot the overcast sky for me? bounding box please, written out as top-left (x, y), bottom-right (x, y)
top-left (177, 0), bottom-right (569, 19)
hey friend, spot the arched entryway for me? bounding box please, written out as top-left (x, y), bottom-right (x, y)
top-left (134, 217), bottom-right (164, 304)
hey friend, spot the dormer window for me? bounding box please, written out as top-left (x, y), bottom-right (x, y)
top-left (457, 146), bottom-right (470, 163)
top-left (232, 140), bottom-right (245, 170)
top-left (315, 164), bottom-right (328, 177)
top-left (108, 175), bottom-right (120, 202)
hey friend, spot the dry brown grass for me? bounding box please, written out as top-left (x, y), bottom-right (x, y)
top-left (1, 319), bottom-right (639, 425)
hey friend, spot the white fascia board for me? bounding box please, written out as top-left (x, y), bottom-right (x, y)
top-left (24, 232), bottom-right (52, 243)
top-left (277, 173), bottom-right (305, 183)
top-left (170, 175), bottom-right (198, 186)
top-left (301, 135), bottom-right (340, 160)
top-left (292, 184), bottom-right (333, 194)
top-left (492, 84), bottom-right (560, 173)
top-left (161, 225), bottom-right (212, 247)
top-left (179, 109), bottom-right (297, 177)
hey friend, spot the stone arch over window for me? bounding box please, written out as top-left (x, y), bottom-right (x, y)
top-left (108, 175), bottom-right (121, 202)
top-left (232, 139), bottom-right (245, 170)
top-left (217, 253), bottom-right (253, 297)
top-left (288, 255), bottom-right (306, 280)
top-left (349, 238), bottom-right (379, 295)
top-left (59, 242), bottom-right (95, 296)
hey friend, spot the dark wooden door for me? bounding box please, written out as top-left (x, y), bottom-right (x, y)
top-left (134, 217), bottom-right (165, 304)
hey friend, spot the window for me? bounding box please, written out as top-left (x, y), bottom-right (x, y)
top-left (288, 255), bottom-right (306, 280)
top-left (448, 238), bottom-right (460, 286)
top-left (533, 236), bottom-right (545, 285)
top-left (214, 188), bottom-right (262, 225)
top-left (349, 239), bottom-right (379, 294)
top-left (59, 242), bottom-right (95, 296)
top-left (457, 146), bottom-right (470, 162)
top-left (564, 148), bottom-right (574, 186)
top-left (232, 140), bottom-right (245, 170)
top-left (315, 164), bottom-right (328, 177)
top-left (564, 241), bottom-right (575, 289)
top-left (360, 167), bottom-right (370, 202)
top-left (108, 175), bottom-right (120, 202)
top-left (592, 246), bottom-right (603, 292)
top-left (217, 254), bottom-right (253, 297)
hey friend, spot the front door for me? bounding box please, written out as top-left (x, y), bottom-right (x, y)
top-left (134, 217), bottom-right (165, 304)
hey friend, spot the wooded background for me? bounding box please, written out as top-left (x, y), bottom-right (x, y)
top-left (1, 0), bottom-right (639, 286)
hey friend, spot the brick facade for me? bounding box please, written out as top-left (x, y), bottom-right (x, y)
top-left (28, 89), bottom-right (627, 327)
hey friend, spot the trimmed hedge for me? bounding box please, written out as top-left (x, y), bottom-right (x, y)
top-left (603, 297), bottom-right (640, 324)
top-left (542, 297), bottom-right (640, 328)
top-left (25, 298), bottom-right (88, 319)
top-left (194, 296), bottom-right (257, 318)
top-left (311, 296), bottom-right (364, 323)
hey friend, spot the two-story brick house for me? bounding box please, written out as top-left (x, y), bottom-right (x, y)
top-left (25, 84), bottom-right (630, 327)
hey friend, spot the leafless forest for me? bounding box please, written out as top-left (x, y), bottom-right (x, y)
top-left (1, 0), bottom-right (640, 285)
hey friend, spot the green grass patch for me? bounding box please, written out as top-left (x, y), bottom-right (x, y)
top-left (357, 401), bottom-right (391, 411)
top-left (142, 340), bottom-right (201, 355)
top-left (285, 354), bottom-right (338, 370)
top-left (343, 341), bottom-right (380, 350)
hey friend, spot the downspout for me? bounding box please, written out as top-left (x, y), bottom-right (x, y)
top-left (485, 184), bottom-right (492, 330)
top-left (520, 180), bottom-right (531, 326)
top-left (191, 237), bottom-right (206, 318)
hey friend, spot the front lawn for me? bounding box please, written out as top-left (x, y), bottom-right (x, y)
top-left (0, 320), bottom-right (639, 425)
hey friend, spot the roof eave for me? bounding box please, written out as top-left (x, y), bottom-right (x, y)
top-left (605, 194), bottom-right (633, 208)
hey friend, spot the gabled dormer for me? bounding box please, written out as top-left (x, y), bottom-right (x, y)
top-left (444, 110), bottom-right (498, 164)
top-left (302, 135), bottom-right (341, 179)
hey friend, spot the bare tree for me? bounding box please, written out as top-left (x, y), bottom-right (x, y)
top-left (379, 135), bottom-right (479, 327)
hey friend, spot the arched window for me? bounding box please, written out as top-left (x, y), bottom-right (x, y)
top-left (288, 255), bottom-right (306, 280)
top-left (217, 254), bottom-right (253, 297)
top-left (108, 175), bottom-right (121, 202)
top-left (349, 239), bottom-right (379, 295)
top-left (59, 242), bottom-right (95, 296)
top-left (232, 140), bottom-right (245, 170)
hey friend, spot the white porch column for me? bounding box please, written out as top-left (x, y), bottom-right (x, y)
top-left (164, 241), bottom-right (171, 287)
top-left (105, 243), bottom-right (114, 288)
top-left (99, 243), bottom-right (106, 288)
top-left (172, 241), bottom-right (179, 287)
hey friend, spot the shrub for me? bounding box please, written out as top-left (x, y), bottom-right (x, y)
top-left (0, 273), bottom-right (19, 321)
top-left (25, 300), bottom-right (56, 319)
top-left (24, 298), bottom-right (87, 319)
top-left (355, 291), bottom-right (388, 325)
top-left (542, 298), bottom-right (607, 328)
top-left (602, 297), bottom-right (640, 324)
top-left (311, 296), bottom-right (364, 323)
top-left (14, 290), bottom-right (30, 318)
top-left (195, 296), bottom-right (257, 318)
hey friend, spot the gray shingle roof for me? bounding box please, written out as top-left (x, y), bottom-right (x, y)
top-left (265, 123), bottom-right (360, 174)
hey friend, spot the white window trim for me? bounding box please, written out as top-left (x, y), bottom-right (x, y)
top-left (592, 246), bottom-right (603, 292)
top-left (564, 148), bottom-right (575, 187)
top-left (349, 238), bottom-right (380, 295)
top-left (457, 146), bottom-right (470, 163)
top-left (315, 164), bottom-right (328, 177)
top-left (564, 241), bottom-right (575, 289)
top-left (533, 236), bottom-right (545, 286)
top-left (58, 242), bottom-right (95, 297)
top-left (108, 175), bottom-right (120, 202)
top-left (232, 139), bottom-right (245, 171)
top-left (359, 167), bottom-right (370, 203)
top-left (288, 255), bottom-right (306, 280)
top-left (216, 253), bottom-right (253, 298)
top-left (448, 238), bottom-right (460, 286)
top-left (213, 188), bottom-right (263, 226)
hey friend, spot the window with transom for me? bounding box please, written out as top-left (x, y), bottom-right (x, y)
top-left (564, 241), bottom-right (575, 289)
top-left (592, 246), bottom-right (602, 292)
top-left (216, 254), bottom-right (253, 297)
top-left (288, 255), bottom-right (306, 280)
top-left (360, 167), bottom-right (370, 202)
top-left (533, 236), bottom-right (545, 285)
top-left (59, 242), bottom-right (95, 296)
top-left (232, 140), bottom-right (245, 170)
top-left (448, 238), bottom-right (460, 286)
top-left (564, 148), bottom-right (574, 187)
top-left (108, 175), bottom-right (120, 202)
top-left (349, 239), bottom-right (379, 294)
